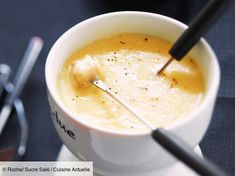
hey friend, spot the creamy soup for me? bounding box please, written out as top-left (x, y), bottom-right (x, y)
top-left (57, 33), bottom-right (204, 132)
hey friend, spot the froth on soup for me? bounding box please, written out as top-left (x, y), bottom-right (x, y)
top-left (57, 33), bottom-right (204, 132)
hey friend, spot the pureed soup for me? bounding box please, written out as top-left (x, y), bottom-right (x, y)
top-left (57, 33), bottom-right (204, 132)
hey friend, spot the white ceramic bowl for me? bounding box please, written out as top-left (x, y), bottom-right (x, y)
top-left (45, 11), bottom-right (220, 176)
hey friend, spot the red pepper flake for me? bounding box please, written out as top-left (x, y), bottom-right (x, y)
top-left (114, 92), bottom-right (118, 94)
top-left (114, 52), bottom-right (116, 54)
top-left (125, 72), bottom-right (128, 76)
top-left (130, 126), bottom-right (134, 129)
top-left (108, 87), bottom-right (112, 90)
top-left (111, 59), bottom-right (114, 61)
top-left (108, 59), bottom-right (110, 61)
top-left (115, 80), bottom-right (118, 82)
top-left (189, 59), bottom-right (193, 62)
top-left (157, 50), bottom-right (160, 53)
top-left (72, 98), bottom-right (75, 101)
top-left (120, 41), bottom-right (125, 45)
top-left (144, 38), bottom-right (148, 41)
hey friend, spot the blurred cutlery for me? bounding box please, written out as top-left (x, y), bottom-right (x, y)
top-left (0, 37), bottom-right (43, 136)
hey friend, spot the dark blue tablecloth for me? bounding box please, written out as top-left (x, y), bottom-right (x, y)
top-left (0, 0), bottom-right (234, 175)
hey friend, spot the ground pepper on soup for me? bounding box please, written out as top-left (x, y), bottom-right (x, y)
top-left (57, 33), bottom-right (204, 132)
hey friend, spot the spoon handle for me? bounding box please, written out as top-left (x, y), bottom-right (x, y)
top-left (5, 37), bottom-right (43, 105)
top-left (170, 0), bottom-right (232, 60)
top-left (152, 128), bottom-right (228, 176)
top-left (92, 79), bottom-right (228, 175)
top-left (0, 37), bottom-right (43, 136)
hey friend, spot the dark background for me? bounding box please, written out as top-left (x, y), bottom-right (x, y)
top-left (0, 0), bottom-right (234, 175)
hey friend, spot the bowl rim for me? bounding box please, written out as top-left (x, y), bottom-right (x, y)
top-left (45, 11), bottom-right (220, 137)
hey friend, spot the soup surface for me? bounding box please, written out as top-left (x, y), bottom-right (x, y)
top-left (57, 33), bottom-right (204, 132)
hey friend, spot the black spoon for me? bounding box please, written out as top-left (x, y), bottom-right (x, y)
top-left (158, 0), bottom-right (233, 74)
top-left (93, 79), bottom-right (228, 176)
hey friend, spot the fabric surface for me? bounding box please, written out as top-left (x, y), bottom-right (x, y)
top-left (0, 0), bottom-right (234, 175)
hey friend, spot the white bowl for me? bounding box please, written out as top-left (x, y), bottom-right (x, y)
top-left (45, 11), bottom-right (220, 176)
